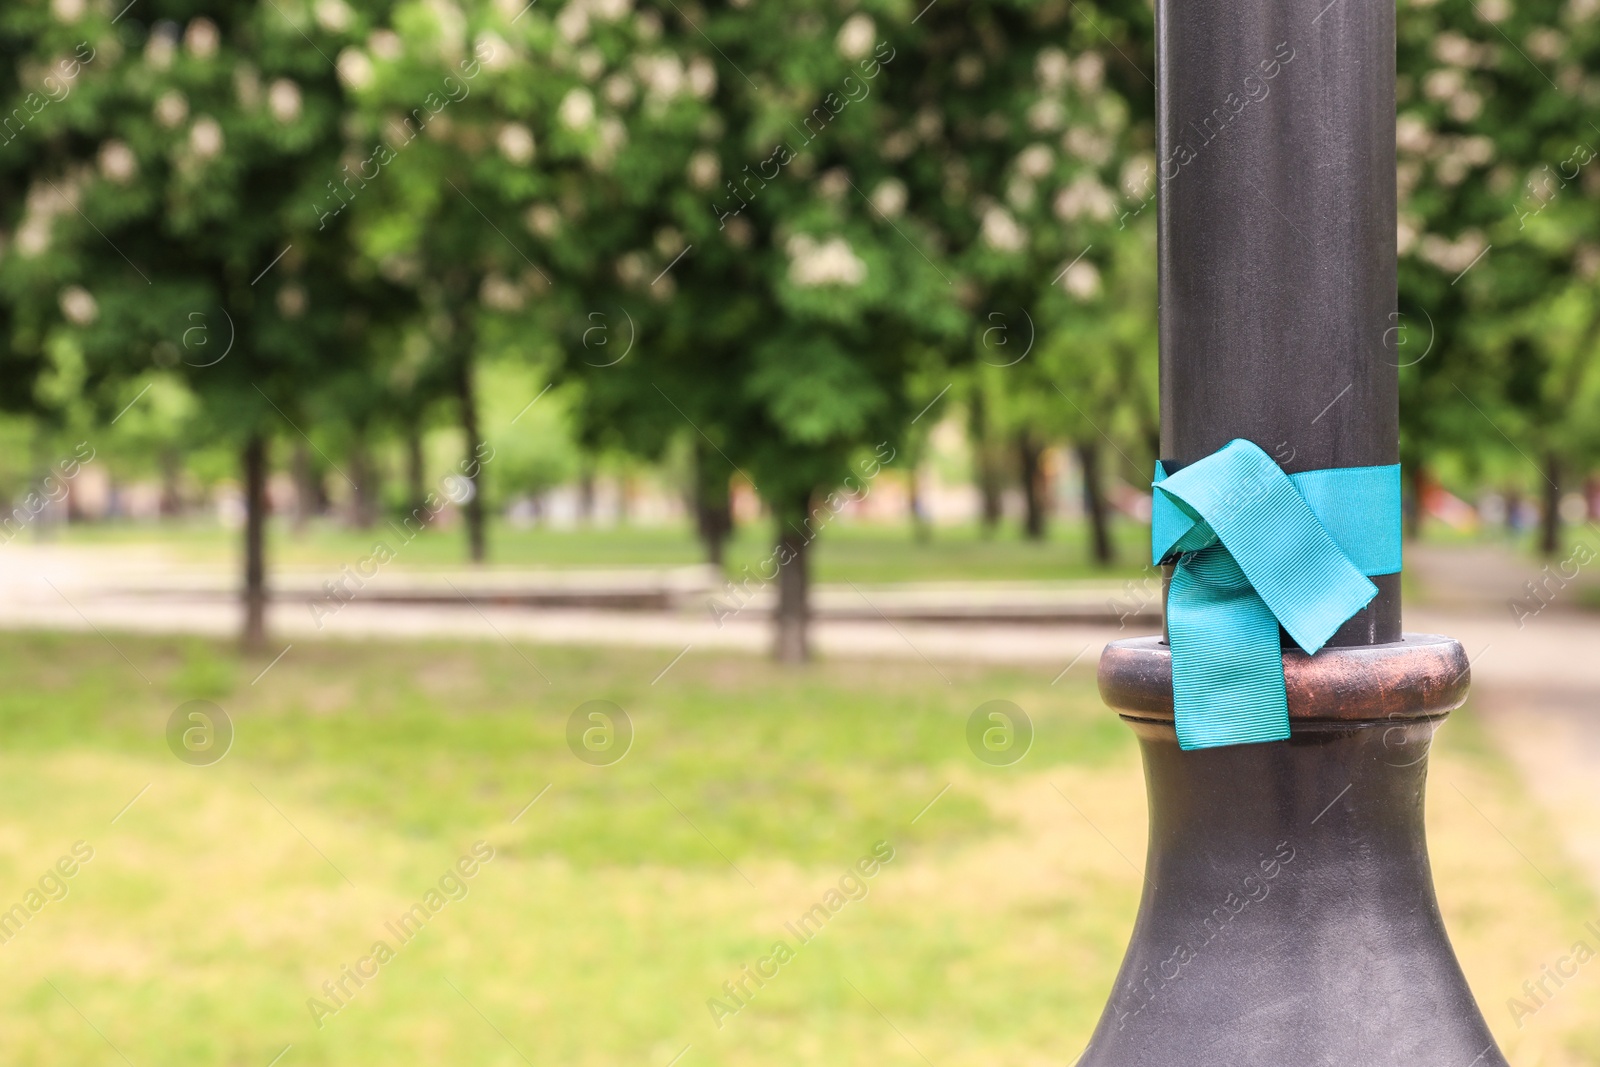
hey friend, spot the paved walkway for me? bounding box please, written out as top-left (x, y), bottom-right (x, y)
top-left (1407, 541), bottom-right (1600, 901)
top-left (2, 539), bottom-right (1596, 893)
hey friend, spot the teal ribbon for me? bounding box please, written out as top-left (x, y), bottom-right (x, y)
top-left (1151, 440), bottom-right (1402, 750)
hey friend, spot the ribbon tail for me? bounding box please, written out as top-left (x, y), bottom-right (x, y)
top-left (1168, 547), bottom-right (1291, 750)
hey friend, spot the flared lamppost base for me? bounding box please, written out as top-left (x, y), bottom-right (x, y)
top-left (1079, 635), bottom-right (1508, 1067)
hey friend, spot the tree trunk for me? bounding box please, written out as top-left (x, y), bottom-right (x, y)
top-left (242, 433), bottom-right (269, 651)
top-left (159, 448), bottom-right (183, 518)
top-left (1075, 439), bottom-right (1115, 565)
top-left (970, 395), bottom-right (1003, 538)
top-left (1405, 462), bottom-right (1425, 541)
top-left (290, 441), bottom-right (315, 536)
top-left (773, 492), bottom-right (812, 664)
top-left (909, 465), bottom-right (932, 544)
top-left (455, 329), bottom-right (487, 564)
top-left (348, 428), bottom-right (380, 529)
top-left (691, 444), bottom-right (733, 568)
top-left (578, 466), bottom-right (596, 525)
top-left (406, 427), bottom-right (426, 515)
top-left (1540, 452), bottom-right (1562, 557)
top-left (1504, 486), bottom-right (1523, 537)
top-left (1017, 432), bottom-right (1047, 541)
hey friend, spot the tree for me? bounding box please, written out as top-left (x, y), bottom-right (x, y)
top-left (874, 0), bottom-right (1156, 558)
top-left (1394, 0), bottom-right (1600, 550)
top-left (559, 0), bottom-right (963, 662)
top-left (4, 0), bottom-right (408, 647)
top-left (345, 0), bottom-right (638, 564)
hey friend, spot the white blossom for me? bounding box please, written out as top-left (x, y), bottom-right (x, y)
top-left (870, 178), bottom-right (907, 218)
top-left (787, 235), bottom-right (867, 287)
top-left (1036, 48), bottom-right (1070, 91)
top-left (1028, 98), bottom-right (1065, 132)
top-left (1053, 173), bottom-right (1117, 222)
top-left (477, 32), bottom-right (513, 70)
top-left (559, 88), bottom-right (596, 128)
top-left (687, 56), bottom-right (716, 99)
top-left (185, 18), bottom-right (220, 58)
top-left (595, 117), bottom-right (627, 166)
top-left (370, 30), bottom-right (403, 60)
top-left (687, 150), bottom-right (720, 190)
top-left (558, 2), bottom-right (590, 42)
top-left (1475, 0), bottom-right (1509, 21)
top-left (16, 181), bottom-right (75, 256)
top-left (636, 54), bottom-right (685, 100)
top-left (1418, 231), bottom-right (1486, 273)
top-left (98, 140), bottom-right (138, 183)
top-left (1073, 53), bottom-right (1106, 94)
top-left (654, 227), bottom-right (684, 259)
top-left (1016, 144), bottom-right (1054, 180)
top-left (1064, 125), bottom-right (1111, 165)
top-left (616, 252), bottom-right (648, 287)
top-left (603, 73), bottom-right (637, 108)
top-left (1422, 69), bottom-right (1465, 102)
top-left (337, 48), bottom-right (374, 89)
top-left (1447, 90), bottom-right (1482, 122)
top-left (315, 0), bottom-right (354, 32)
top-left (882, 130), bottom-right (915, 161)
top-left (1526, 28), bottom-right (1565, 61)
top-left (155, 90), bottom-right (189, 128)
top-left (1061, 259), bottom-right (1101, 301)
top-left (1121, 155), bottom-right (1155, 200)
top-left (1397, 160), bottom-right (1423, 199)
top-left (145, 32), bottom-right (175, 70)
top-left (722, 216), bottom-right (753, 248)
top-left (1397, 216), bottom-right (1420, 255)
top-left (190, 116), bottom-right (225, 159)
top-left (1396, 114), bottom-right (1432, 155)
top-left (480, 273), bottom-right (525, 311)
top-left (817, 168), bottom-right (850, 200)
top-left (269, 78), bottom-right (302, 124)
top-left (59, 286), bottom-right (97, 325)
top-left (424, 0), bottom-right (468, 58)
top-left (1460, 135), bottom-right (1494, 166)
top-left (836, 14), bottom-right (876, 60)
top-left (981, 206), bottom-right (1026, 252)
top-left (1432, 33), bottom-right (1478, 67)
top-left (525, 204), bottom-right (561, 237)
top-left (277, 284), bottom-right (308, 318)
top-left (497, 123), bottom-right (536, 164)
top-left (51, 0), bottom-right (86, 23)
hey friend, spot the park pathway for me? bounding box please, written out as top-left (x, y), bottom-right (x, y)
top-left (0, 537), bottom-right (1596, 896)
top-left (1405, 541), bottom-right (1600, 903)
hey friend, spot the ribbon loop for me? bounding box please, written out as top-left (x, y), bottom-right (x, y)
top-left (1152, 440), bottom-right (1401, 751)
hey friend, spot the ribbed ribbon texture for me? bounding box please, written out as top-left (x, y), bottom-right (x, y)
top-left (1152, 440), bottom-right (1402, 750)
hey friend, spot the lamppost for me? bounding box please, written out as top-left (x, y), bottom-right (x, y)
top-left (1081, 0), bottom-right (1506, 1060)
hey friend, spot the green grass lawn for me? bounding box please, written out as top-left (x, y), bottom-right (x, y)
top-left (0, 631), bottom-right (1592, 1065)
top-left (44, 515), bottom-right (1154, 583)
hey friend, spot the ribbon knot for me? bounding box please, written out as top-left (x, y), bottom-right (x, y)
top-left (1152, 439), bottom-right (1402, 750)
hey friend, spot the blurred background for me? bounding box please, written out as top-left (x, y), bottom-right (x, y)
top-left (1, 0), bottom-right (1599, 1063)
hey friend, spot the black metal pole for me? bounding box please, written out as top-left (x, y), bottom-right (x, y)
top-left (1082, 0), bottom-right (1505, 1059)
top-left (1157, 0), bottom-right (1399, 645)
